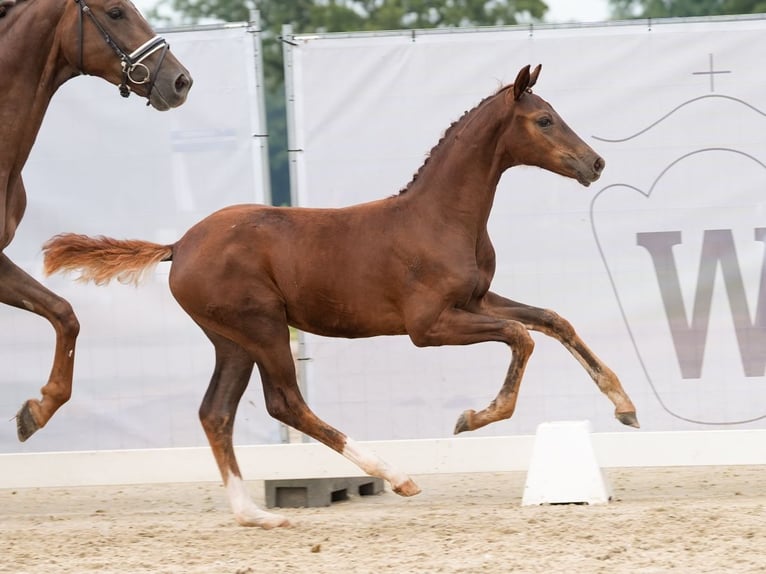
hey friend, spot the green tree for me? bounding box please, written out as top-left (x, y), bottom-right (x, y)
top-left (149, 0), bottom-right (550, 205)
top-left (152, 0), bottom-right (548, 30)
top-left (609, 0), bottom-right (766, 18)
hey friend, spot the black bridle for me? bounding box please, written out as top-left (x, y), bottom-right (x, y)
top-left (75, 0), bottom-right (169, 104)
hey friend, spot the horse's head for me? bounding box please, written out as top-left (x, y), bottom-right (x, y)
top-left (60, 0), bottom-right (192, 110)
top-left (504, 65), bottom-right (604, 187)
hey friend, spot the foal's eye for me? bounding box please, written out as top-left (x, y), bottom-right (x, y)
top-left (108, 7), bottom-right (124, 19)
top-left (536, 116), bottom-right (553, 128)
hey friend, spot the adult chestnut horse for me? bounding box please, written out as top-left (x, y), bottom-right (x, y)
top-left (1, 0), bottom-right (191, 441)
top-left (44, 65), bottom-right (638, 528)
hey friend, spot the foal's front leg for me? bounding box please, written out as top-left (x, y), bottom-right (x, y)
top-left (0, 254), bottom-right (80, 441)
top-left (407, 306), bottom-right (537, 433)
top-left (472, 291), bottom-right (639, 428)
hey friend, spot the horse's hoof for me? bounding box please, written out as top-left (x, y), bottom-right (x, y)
top-left (616, 411), bottom-right (640, 428)
top-left (259, 515), bottom-right (291, 530)
top-left (16, 401), bottom-right (41, 442)
top-left (393, 478), bottom-right (421, 497)
top-left (453, 409), bottom-right (474, 435)
top-left (235, 511), bottom-right (291, 529)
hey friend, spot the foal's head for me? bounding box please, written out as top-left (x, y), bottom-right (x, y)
top-left (58, 0), bottom-right (192, 109)
top-left (503, 65), bottom-right (604, 186)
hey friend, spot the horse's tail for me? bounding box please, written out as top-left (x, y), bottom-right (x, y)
top-left (42, 233), bottom-right (173, 286)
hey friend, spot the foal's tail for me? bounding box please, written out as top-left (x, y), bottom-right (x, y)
top-left (42, 233), bottom-right (173, 286)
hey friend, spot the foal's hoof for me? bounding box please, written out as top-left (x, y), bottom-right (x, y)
top-left (16, 400), bottom-right (41, 442)
top-left (235, 510), bottom-right (291, 529)
top-left (453, 409), bottom-right (475, 435)
top-left (393, 478), bottom-right (421, 497)
top-left (258, 515), bottom-right (291, 530)
top-left (616, 411), bottom-right (640, 429)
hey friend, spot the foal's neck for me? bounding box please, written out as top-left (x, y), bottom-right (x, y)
top-left (401, 91), bottom-right (512, 232)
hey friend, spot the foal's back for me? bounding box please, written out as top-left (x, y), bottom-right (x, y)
top-left (169, 201), bottom-right (422, 338)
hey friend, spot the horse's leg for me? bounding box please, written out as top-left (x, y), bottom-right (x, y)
top-left (0, 254), bottom-right (80, 441)
top-left (463, 291), bottom-right (639, 429)
top-left (228, 312), bottom-right (420, 499)
top-left (197, 329), bottom-right (289, 528)
top-left (407, 306), bottom-right (537, 434)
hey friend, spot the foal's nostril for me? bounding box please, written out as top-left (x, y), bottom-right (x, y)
top-left (593, 156), bottom-right (605, 174)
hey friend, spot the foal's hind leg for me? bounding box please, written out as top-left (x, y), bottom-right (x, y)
top-left (0, 254), bottom-right (80, 441)
top-left (228, 312), bottom-right (420, 499)
top-left (467, 291), bottom-right (639, 428)
top-left (199, 329), bottom-right (289, 528)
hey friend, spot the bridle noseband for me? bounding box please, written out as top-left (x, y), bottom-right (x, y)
top-left (75, 0), bottom-right (169, 103)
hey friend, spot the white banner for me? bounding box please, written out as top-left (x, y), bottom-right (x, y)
top-left (286, 17), bottom-right (766, 439)
top-left (0, 24), bottom-right (280, 453)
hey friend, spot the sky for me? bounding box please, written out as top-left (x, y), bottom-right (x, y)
top-left (546, 0), bottom-right (611, 23)
top-left (132, 0), bottom-right (613, 25)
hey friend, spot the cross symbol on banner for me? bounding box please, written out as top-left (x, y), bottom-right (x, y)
top-left (692, 53), bottom-right (731, 92)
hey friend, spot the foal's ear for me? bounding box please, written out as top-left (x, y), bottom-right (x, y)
top-left (513, 65), bottom-right (532, 101)
top-left (528, 64), bottom-right (542, 89)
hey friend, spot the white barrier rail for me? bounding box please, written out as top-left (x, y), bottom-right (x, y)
top-left (1, 429), bottom-right (764, 489)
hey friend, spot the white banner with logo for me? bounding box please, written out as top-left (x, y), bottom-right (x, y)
top-left (0, 24), bottom-right (280, 453)
top-left (286, 17), bottom-right (766, 439)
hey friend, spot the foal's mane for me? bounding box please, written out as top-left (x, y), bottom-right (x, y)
top-left (398, 83), bottom-right (514, 195)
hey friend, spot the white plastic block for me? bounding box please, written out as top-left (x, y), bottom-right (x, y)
top-left (522, 420), bottom-right (611, 505)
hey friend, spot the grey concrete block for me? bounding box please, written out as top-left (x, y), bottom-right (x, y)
top-left (264, 476), bottom-right (385, 508)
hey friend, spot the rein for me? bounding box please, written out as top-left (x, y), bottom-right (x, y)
top-left (75, 0), bottom-right (169, 103)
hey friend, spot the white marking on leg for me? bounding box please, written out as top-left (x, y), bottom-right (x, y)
top-left (341, 438), bottom-right (421, 497)
top-left (225, 472), bottom-right (290, 529)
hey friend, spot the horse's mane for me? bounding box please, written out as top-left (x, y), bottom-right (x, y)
top-left (398, 83), bottom-right (513, 195)
top-left (0, 0), bottom-right (28, 19)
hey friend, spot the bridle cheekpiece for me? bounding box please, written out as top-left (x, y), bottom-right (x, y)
top-left (75, 0), bottom-right (169, 103)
